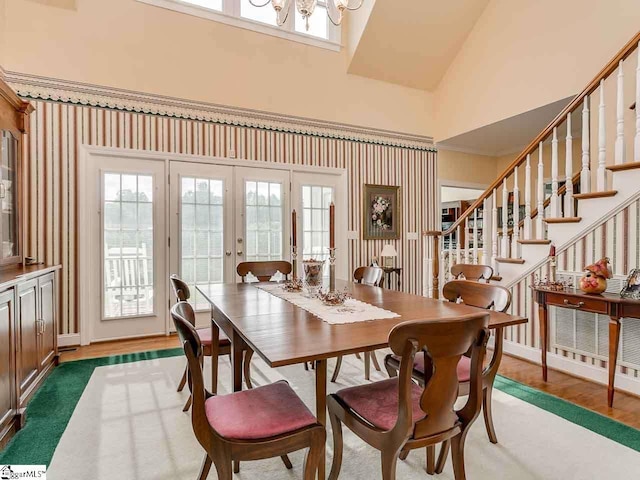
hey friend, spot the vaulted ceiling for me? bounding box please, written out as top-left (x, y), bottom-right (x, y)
top-left (347, 0), bottom-right (490, 91)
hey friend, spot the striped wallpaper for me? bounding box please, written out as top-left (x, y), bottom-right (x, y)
top-left (504, 200), bottom-right (640, 379)
top-left (21, 98), bottom-right (438, 336)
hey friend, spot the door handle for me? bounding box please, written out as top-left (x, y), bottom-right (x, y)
top-left (225, 250), bottom-right (232, 256)
top-left (237, 251), bottom-right (243, 256)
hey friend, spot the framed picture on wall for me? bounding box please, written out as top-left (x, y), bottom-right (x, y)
top-left (363, 184), bottom-right (401, 240)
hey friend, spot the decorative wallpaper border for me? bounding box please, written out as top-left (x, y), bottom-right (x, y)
top-left (3, 70), bottom-right (436, 152)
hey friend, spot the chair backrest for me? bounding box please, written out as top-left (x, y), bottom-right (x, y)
top-left (450, 264), bottom-right (493, 283)
top-left (353, 266), bottom-right (383, 287)
top-left (236, 261), bottom-right (292, 282)
top-left (170, 274), bottom-right (191, 301)
top-left (442, 280), bottom-right (511, 313)
top-left (388, 312), bottom-right (490, 440)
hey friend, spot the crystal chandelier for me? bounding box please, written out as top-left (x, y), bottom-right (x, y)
top-left (248, 0), bottom-right (364, 30)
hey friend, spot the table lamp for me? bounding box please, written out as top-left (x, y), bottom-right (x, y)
top-left (380, 244), bottom-right (397, 268)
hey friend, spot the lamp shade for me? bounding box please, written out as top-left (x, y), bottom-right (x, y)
top-left (380, 244), bottom-right (397, 257)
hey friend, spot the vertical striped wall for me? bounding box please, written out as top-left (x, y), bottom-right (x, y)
top-left (22, 99), bottom-right (438, 336)
top-left (504, 200), bottom-right (640, 379)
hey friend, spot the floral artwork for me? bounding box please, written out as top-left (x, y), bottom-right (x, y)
top-left (363, 185), bottom-right (400, 240)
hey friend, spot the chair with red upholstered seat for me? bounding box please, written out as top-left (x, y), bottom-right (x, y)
top-left (171, 301), bottom-right (325, 480)
top-left (384, 279), bottom-right (511, 452)
top-left (327, 311), bottom-right (490, 480)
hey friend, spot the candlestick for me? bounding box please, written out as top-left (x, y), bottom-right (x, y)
top-left (329, 202), bottom-right (335, 249)
top-left (292, 210), bottom-right (297, 278)
top-left (329, 247), bottom-right (336, 292)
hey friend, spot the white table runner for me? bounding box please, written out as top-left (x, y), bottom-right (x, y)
top-left (256, 283), bottom-right (400, 325)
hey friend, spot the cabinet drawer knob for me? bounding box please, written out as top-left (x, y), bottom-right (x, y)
top-left (563, 299), bottom-right (585, 309)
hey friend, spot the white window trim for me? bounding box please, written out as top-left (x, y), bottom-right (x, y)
top-left (137, 0), bottom-right (342, 51)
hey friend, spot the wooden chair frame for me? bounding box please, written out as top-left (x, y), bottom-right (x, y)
top-left (171, 303), bottom-right (326, 480)
top-left (450, 264), bottom-right (494, 283)
top-left (328, 312), bottom-right (490, 480)
top-left (385, 279), bottom-right (511, 451)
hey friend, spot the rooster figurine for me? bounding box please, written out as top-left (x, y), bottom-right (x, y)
top-left (579, 257), bottom-right (613, 294)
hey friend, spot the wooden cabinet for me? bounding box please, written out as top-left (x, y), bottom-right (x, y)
top-left (0, 266), bottom-right (60, 450)
top-left (0, 289), bottom-right (15, 447)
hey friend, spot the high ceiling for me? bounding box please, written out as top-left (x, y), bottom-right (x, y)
top-left (348, 0), bottom-right (490, 91)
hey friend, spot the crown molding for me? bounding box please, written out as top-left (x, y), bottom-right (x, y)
top-left (4, 70), bottom-right (436, 152)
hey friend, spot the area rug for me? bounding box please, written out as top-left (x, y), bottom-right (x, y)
top-left (2, 349), bottom-right (640, 479)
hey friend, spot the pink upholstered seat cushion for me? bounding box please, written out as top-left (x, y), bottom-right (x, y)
top-left (335, 378), bottom-right (425, 431)
top-left (205, 380), bottom-right (317, 440)
top-left (196, 327), bottom-right (229, 347)
top-left (391, 353), bottom-right (471, 383)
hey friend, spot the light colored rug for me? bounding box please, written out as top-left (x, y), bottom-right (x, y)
top-left (47, 353), bottom-right (640, 480)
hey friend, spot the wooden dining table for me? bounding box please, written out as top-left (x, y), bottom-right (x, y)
top-left (197, 280), bottom-right (528, 479)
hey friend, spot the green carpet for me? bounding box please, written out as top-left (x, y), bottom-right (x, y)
top-left (1, 348), bottom-right (638, 467)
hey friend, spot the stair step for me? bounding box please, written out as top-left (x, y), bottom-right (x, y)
top-left (573, 190), bottom-right (618, 200)
top-left (496, 257), bottom-right (526, 264)
top-left (607, 161), bottom-right (640, 172)
top-left (491, 275), bottom-right (503, 282)
top-left (518, 239), bottom-right (552, 245)
top-left (544, 217), bottom-right (582, 224)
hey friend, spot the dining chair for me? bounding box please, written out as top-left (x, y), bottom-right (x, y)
top-left (385, 279), bottom-right (511, 453)
top-left (171, 302), bottom-right (325, 480)
top-left (327, 311), bottom-right (490, 480)
top-left (236, 260), bottom-right (293, 385)
top-left (331, 266), bottom-right (384, 383)
top-left (170, 274), bottom-right (231, 411)
top-left (450, 264), bottom-right (494, 283)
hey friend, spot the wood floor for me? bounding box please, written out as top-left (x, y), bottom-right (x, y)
top-left (59, 335), bottom-right (640, 430)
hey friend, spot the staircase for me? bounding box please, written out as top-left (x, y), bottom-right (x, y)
top-left (424, 31), bottom-right (640, 295)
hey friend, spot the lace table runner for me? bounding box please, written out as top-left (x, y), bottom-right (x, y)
top-left (256, 283), bottom-right (400, 325)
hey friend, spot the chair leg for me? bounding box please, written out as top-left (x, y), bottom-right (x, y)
top-left (370, 350), bottom-right (381, 372)
top-left (385, 360), bottom-right (398, 378)
top-left (280, 455), bottom-right (293, 469)
top-left (364, 352), bottom-right (371, 380)
top-left (304, 361), bottom-right (309, 371)
top-left (381, 451), bottom-right (400, 480)
top-left (450, 433), bottom-right (468, 480)
top-left (399, 450), bottom-right (409, 461)
top-left (328, 409), bottom-right (344, 480)
top-left (435, 440), bottom-right (450, 474)
top-left (213, 459), bottom-right (233, 480)
top-left (182, 395), bottom-right (192, 412)
top-left (197, 454), bottom-right (212, 480)
top-left (233, 461), bottom-right (240, 473)
top-left (483, 385), bottom-right (498, 444)
top-left (243, 349), bottom-right (254, 389)
top-left (355, 352), bottom-right (362, 360)
top-left (331, 356), bottom-right (343, 383)
top-left (304, 429), bottom-right (326, 480)
top-left (177, 365), bottom-right (187, 392)
top-left (426, 445), bottom-right (435, 475)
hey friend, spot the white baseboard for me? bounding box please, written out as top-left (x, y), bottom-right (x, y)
top-left (503, 340), bottom-right (640, 397)
top-left (58, 333), bottom-right (81, 347)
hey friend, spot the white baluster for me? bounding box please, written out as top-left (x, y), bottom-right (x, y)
top-left (524, 154), bottom-right (532, 239)
top-left (565, 113), bottom-right (574, 217)
top-left (597, 79), bottom-right (607, 191)
top-left (491, 188), bottom-right (498, 273)
top-left (551, 127), bottom-right (560, 217)
top-left (511, 166), bottom-right (520, 256)
top-left (448, 233), bottom-right (453, 269)
top-left (482, 197), bottom-right (489, 265)
top-left (456, 226), bottom-right (461, 265)
top-left (473, 208), bottom-right (478, 264)
top-left (501, 178), bottom-right (509, 257)
top-left (635, 43), bottom-right (640, 163)
top-left (537, 143), bottom-right (545, 239)
top-left (465, 217), bottom-right (470, 263)
top-left (615, 60), bottom-right (625, 166)
top-left (581, 97), bottom-right (591, 193)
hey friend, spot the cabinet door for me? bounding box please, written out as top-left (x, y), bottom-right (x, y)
top-left (38, 273), bottom-right (56, 369)
top-left (0, 289), bottom-right (15, 431)
top-left (16, 279), bottom-right (38, 400)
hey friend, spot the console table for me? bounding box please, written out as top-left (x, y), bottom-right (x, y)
top-left (533, 287), bottom-right (640, 407)
top-left (381, 267), bottom-right (402, 291)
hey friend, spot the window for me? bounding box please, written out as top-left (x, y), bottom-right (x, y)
top-left (103, 173), bottom-right (154, 319)
top-left (245, 180), bottom-right (283, 261)
top-left (138, 0), bottom-right (340, 49)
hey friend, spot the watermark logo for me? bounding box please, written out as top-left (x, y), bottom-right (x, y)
top-left (0, 465), bottom-right (46, 479)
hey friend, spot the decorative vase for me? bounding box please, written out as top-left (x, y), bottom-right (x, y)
top-left (303, 260), bottom-right (324, 296)
top-left (578, 272), bottom-right (607, 294)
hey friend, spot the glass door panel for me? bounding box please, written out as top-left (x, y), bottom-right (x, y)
top-left (0, 131), bottom-right (18, 261)
top-left (302, 185), bottom-right (334, 275)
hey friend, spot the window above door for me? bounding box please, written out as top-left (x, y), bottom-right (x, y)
top-left (137, 0), bottom-right (341, 50)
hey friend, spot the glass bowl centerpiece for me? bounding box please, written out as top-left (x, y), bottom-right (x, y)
top-left (303, 258), bottom-right (325, 296)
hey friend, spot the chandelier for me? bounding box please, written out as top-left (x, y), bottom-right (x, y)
top-left (248, 0), bottom-right (364, 30)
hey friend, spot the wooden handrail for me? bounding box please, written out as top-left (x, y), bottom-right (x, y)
top-left (425, 30), bottom-right (640, 239)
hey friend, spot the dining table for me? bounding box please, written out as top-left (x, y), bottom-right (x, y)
top-left (197, 280), bottom-right (528, 479)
